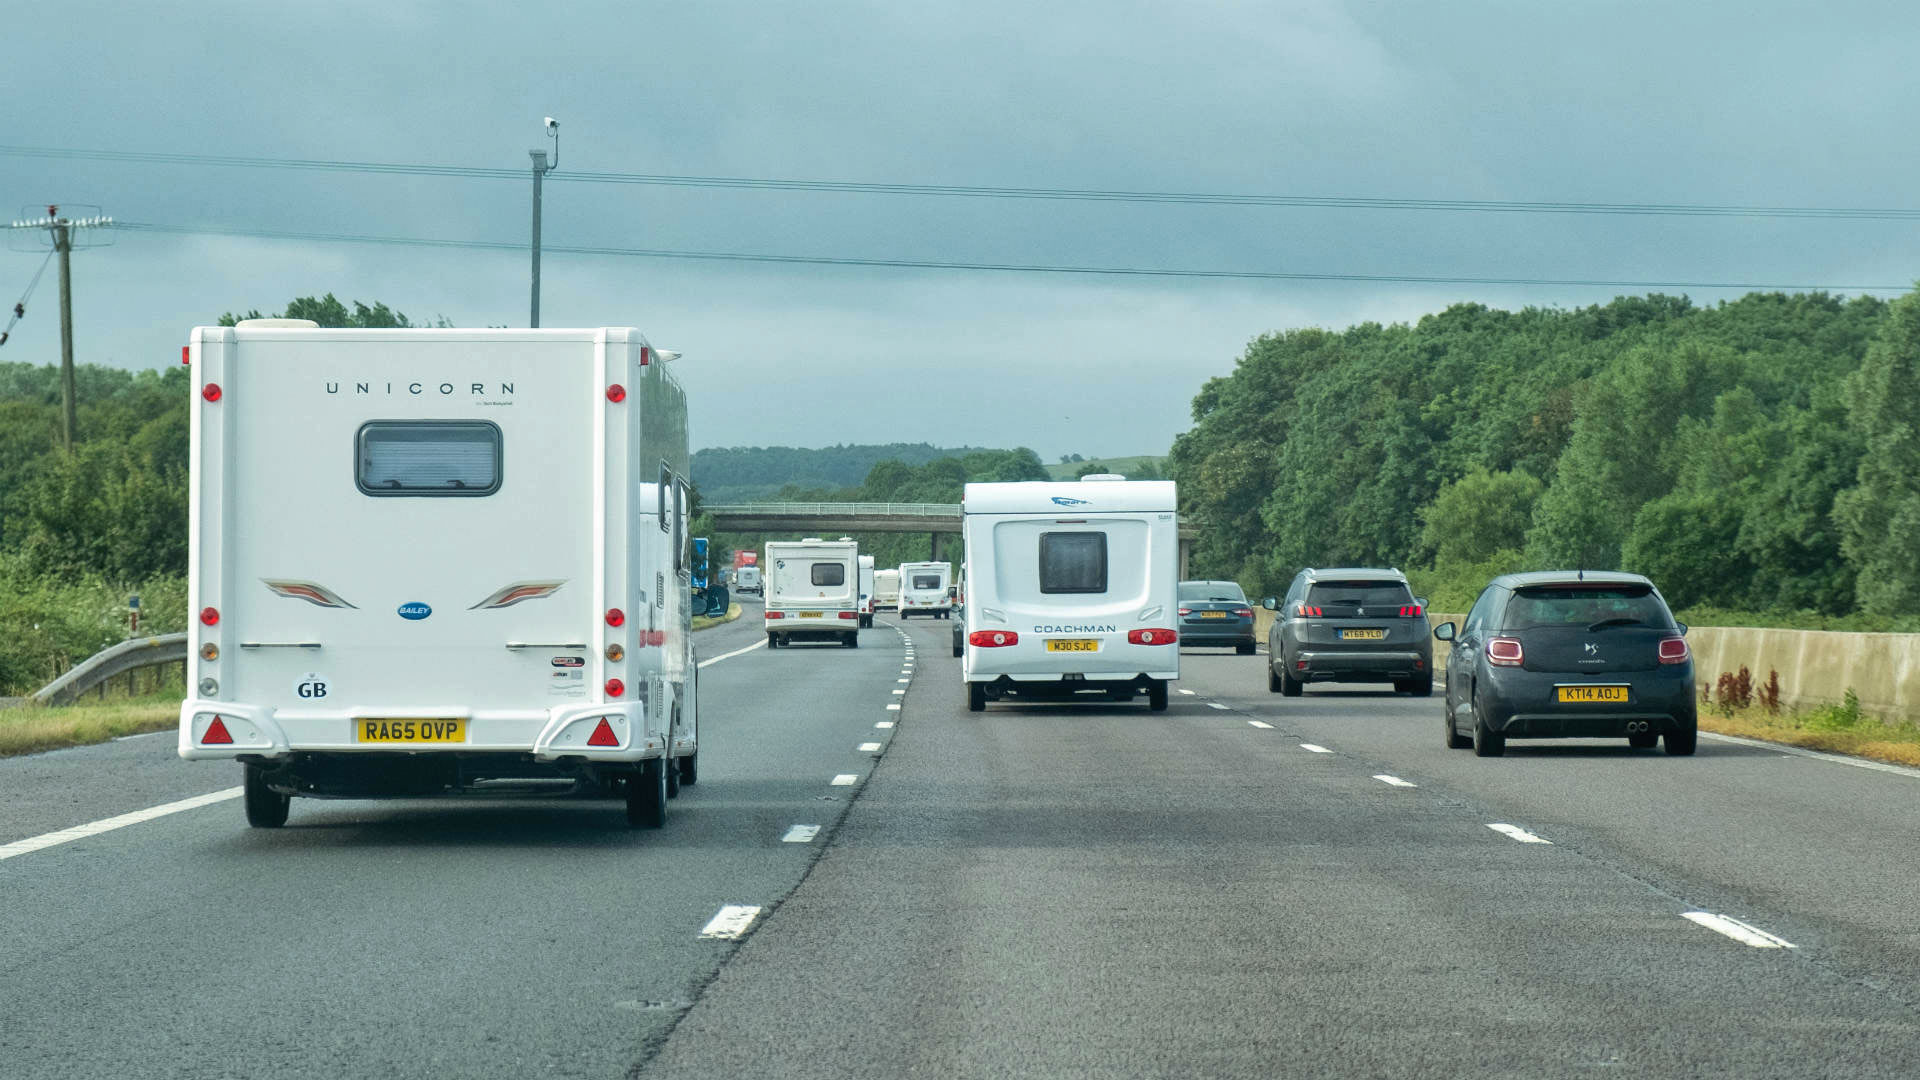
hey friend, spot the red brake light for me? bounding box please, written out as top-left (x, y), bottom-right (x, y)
top-left (1128, 628), bottom-right (1177, 645)
top-left (1232, 607), bottom-right (1253, 617)
top-left (200, 716), bottom-right (233, 745)
top-left (765, 610), bottom-right (785, 619)
top-left (606, 383), bottom-right (626, 403)
top-left (199, 606), bottom-right (220, 626)
top-left (605, 678), bottom-right (625, 697)
top-left (1658, 637), bottom-right (1690, 665)
top-left (1398, 605), bottom-right (1424, 617)
top-left (838, 611), bottom-right (859, 620)
top-left (1296, 604), bottom-right (1324, 617)
top-left (1487, 637), bottom-right (1524, 667)
top-left (968, 630), bottom-right (1019, 648)
top-left (639, 346), bottom-right (651, 366)
top-left (605, 608), bottom-right (625, 627)
top-left (181, 345), bottom-right (190, 365)
top-left (202, 383), bottom-right (222, 402)
top-left (1178, 607), bottom-right (1192, 616)
top-left (586, 718), bottom-right (619, 747)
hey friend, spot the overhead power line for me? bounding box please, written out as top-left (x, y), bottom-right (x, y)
top-left (12, 144), bottom-right (1920, 221)
top-left (115, 221), bottom-right (1911, 293)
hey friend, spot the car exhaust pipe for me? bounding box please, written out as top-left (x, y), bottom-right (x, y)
top-left (1627, 721), bottom-right (1647, 733)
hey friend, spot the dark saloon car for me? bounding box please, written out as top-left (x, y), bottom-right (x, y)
top-left (1263, 568), bottom-right (1433, 696)
top-left (1178, 580), bottom-right (1257, 653)
top-left (1435, 571), bottom-right (1696, 757)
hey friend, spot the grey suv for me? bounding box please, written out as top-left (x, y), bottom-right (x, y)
top-left (1262, 568), bottom-right (1433, 697)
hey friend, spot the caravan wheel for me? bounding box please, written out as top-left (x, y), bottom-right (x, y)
top-left (678, 752), bottom-right (698, 786)
top-left (627, 758), bottom-right (668, 828)
top-left (243, 764), bottom-right (290, 829)
top-left (1147, 681), bottom-right (1169, 712)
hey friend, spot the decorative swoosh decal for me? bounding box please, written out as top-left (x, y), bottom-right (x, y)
top-left (263, 580), bottom-right (358, 609)
top-left (470, 581), bottom-right (567, 610)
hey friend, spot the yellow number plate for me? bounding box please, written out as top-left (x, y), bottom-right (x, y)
top-left (1047, 639), bottom-right (1100, 652)
top-left (356, 718), bottom-right (467, 744)
top-left (1339, 628), bottom-right (1386, 640)
top-left (1557, 686), bottom-right (1629, 704)
top-left (1199, 611), bottom-right (1229, 619)
top-left (798, 611), bottom-right (824, 619)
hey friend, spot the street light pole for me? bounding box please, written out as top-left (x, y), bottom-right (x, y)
top-left (529, 119), bottom-right (559, 327)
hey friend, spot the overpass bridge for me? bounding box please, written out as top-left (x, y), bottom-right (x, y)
top-left (703, 502), bottom-right (1196, 573)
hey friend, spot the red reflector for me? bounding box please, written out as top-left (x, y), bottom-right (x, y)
top-left (201, 716), bottom-right (233, 745)
top-left (181, 345), bottom-right (190, 365)
top-left (968, 630), bottom-right (1019, 648)
top-left (605, 608), bottom-right (625, 627)
top-left (1487, 637), bottom-right (1524, 666)
top-left (1128, 628), bottom-right (1177, 645)
top-left (838, 611), bottom-right (858, 620)
top-left (202, 383), bottom-right (222, 402)
top-left (605, 678), bottom-right (625, 697)
top-left (639, 346), bottom-right (650, 365)
top-left (1658, 637), bottom-right (1690, 665)
top-left (606, 383), bottom-right (627, 403)
top-left (199, 606), bottom-right (220, 626)
top-left (586, 718), bottom-right (619, 747)
top-left (765, 610), bottom-right (785, 619)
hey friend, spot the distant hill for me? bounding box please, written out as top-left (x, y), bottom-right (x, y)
top-left (693, 443), bottom-right (997, 503)
top-left (1043, 455), bottom-right (1168, 481)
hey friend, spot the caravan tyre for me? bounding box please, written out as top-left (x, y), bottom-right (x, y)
top-left (767, 634), bottom-right (780, 648)
top-left (1148, 681), bottom-right (1169, 712)
top-left (967, 682), bottom-right (987, 712)
top-left (679, 752), bottom-right (698, 786)
top-left (627, 758), bottom-right (668, 828)
top-left (845, 631), bottom-right (860, 648)
top-left (243, 764), bottom-right (290, 829)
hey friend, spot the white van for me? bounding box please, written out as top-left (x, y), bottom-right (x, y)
top-left (897, 561), bottom-right (953, 619)
top-left (765, 538), bottom-right (861, 647)
top-left (858, 554), bottom-right (876, 628)
top-left (176, 323), bottom-right (698, 830)
top-left (734, 564), bottom-right (762, 595)
top-left (873, 568), bottom-right (901, 611)
top-left (960, 478), bottom-right (1180, 710)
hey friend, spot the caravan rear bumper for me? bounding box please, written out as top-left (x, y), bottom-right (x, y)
top-left (176, 699), bottom-right (662, 763)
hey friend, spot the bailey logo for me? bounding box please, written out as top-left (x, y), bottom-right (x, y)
top-left (397, 602), bottom-right (433, 620)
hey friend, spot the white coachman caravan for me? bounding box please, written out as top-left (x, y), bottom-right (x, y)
top-left (765, 538), bottom-right (861, 647)
top-left (177, 324), bottom-right (700, 830)
top-left (734, 564), bottom-right (762, 595)
top-left (896, 561), bottom-right (953, 619)
top-left (858, 554), bottom-right (876, 628)
top-left (960, 479), bottom-right (1180, 710)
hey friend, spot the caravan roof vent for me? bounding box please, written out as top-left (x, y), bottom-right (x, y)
top-left (1081, 473), bottom-right (1128, 482)
top-left (802, 537), bottom-right (823, 543)
top-left (234, 318), bottom-right (320, 329)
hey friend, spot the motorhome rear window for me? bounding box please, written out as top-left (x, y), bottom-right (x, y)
top-left (811, 563), bottom-right (846, 587)
top-left (357, 421), bottom-right (501, 496)
top-left (1039, 532), bottom-right (1107, 594)
top-left (911, 573), bottom-right (942, 590)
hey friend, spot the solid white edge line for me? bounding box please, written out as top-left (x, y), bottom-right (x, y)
top-left (1373, 774), bottom-right (1417, 788)
top-left (1299, 743), bottom-right (1332, 754)
top-left (1682, 911), bottom-right (1797, 948)
top-left (1246, 720), bottom-right (1273, 729)
top-left (1701, 731), bottom-right (1920, 780)
top-left (781, 825), bottom-right (821, 844)
top-left (699, 904), bottom-right (763, 939)
top-left (1486, 823), bottom-right (1553, 844)
top-left (858, 742), bottom-right (883, 752)
top-left (697, 639), bottom-right (767, 668)
top-left (0, 787), bottom-right (244, 862)
top-left (830, 773), bottom-right (859, 785)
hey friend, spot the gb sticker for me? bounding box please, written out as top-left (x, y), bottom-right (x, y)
top-left (295, 672), bottom-right (331, 700)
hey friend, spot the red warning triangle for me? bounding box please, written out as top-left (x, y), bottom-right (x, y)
top-left (202, 716), bottom-right (234, 744)
top-left (586, 718), bottom-right (619, 747)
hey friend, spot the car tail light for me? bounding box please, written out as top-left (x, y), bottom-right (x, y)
top-left (1128, 628), bottom-right (1177, 645)
top-left (1296, 604), bottom-right (1323, 617)
top-left (1233, 607), bottom-right (1253, 617)
top-left (201, 716), bottom-right (233, 745)
top-left (199, 606), bottom-right (220, 626)
top-left (1487, 637), bottom-right (1524, 667)
top-left (1398, 604), bottom-right (1424, 617)
top-left (838, 611), bottom-right (858, 620)
top-left (765, 610), bottom-right (785, 619)
top-left (605, 608), bottom-right (625, 627)
top-left (1178, 607), bottom-right (1192, 616)
top-left (1658, 637), bottom-right (1690, 665)
top-left (202, 383), bottom-right (222, 402)
top-left (586, 718), bottom-right (619, 747)
top-left (606, 383), bottom-right (627, 403)
top-left (605, 678), bottom-right (625, 697)
top-left (969, 630), bottom-right (1019, 647)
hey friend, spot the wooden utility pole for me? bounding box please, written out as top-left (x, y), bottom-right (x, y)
top-left (6, 206), bottom-right (112, 452)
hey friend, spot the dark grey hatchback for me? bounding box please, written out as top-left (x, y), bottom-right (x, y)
top-left (1435, 571), bottom-right (1696, 757)
top-left (1178, 580), bottom-right (1257, 653)
top-left (1262, 568), bottom-right (1433, 696)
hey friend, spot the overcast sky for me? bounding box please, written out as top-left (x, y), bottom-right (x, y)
top-left (4, 0), bottom-right (1916, 461)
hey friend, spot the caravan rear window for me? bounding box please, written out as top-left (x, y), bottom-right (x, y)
top-left (811, 563), bottom-right (846, 587)
top-left (911, 573), bottom-right (942, 590)
top-left (357, 421), bottom-right (501, 496)
top-left (1039, 532), bottom-right (1107, 594)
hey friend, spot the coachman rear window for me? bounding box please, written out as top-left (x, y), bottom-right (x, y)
top-left (1039, 532), bottom-right (1107, 594)
top-left (357, 421), bottom-right (501, 496)
top-left (812, 563), bottom-right (846, 587)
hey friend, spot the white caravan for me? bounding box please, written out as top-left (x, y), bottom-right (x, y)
top-left (873, 568), bottom-right (901, 611)
top-left (897, 561), bottom-right (953, 619)
top-left (176, 323), bottom-right (698, 830)
top-left (765, 538), bottom-right (861, 647)
top-left (735, 564), bottom-right (762, 595)
top-left (961, 478), bottom-right (1180, 711)
top-left (858, 554), bottom-right (876, 628)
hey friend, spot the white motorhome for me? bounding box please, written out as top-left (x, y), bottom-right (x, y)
top-left (734, 564), bottom-right (762, 595)
top-left (765, 538), bottom-right (861, 647)
top-left (176, 323), bottom-right (698, 830)
top-left (873, 568), bottom-right (901, 611)
top-left (857, 554), bottom-right (876, 628)
top-left (897, 561), bottom-right (953, 619)
top-left (960, 478), bottom-right (1180, 711)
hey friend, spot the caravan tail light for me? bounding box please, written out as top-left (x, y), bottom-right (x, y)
top-left (605, 643), bottom-right (625, 662)
top-left (201, 383), bottom-right (222, 402)
top-left (1296, 604), bottom-right (1323, 617)
top-left (1658, 637), bottom-right (1690, 665)
top-left (1128, 629), bottom-right (1177, 645)
top-left (181, 345), bottom-right (190, 365)
top-left (606, 383), bottom-right (627, 403)
top-left (838, 611), bottom-right (858, 620)
top-left (969, 630), bottom-right (1018, 648)
top-left (200, 643), bottom-right (219, 661)
top-left (765, 610), bottom-right (785, 620)
top-left (605, 608), bottom-right (625, 627)
top-left (604, 678), bottom-right (625, 697)
top-left (1487, 637), bottom-right (1524, 667)
top-left (199, 606), bottom-right (220, 626)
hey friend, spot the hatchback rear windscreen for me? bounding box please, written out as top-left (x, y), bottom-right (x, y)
top-left (1306, 581), bottom-right (1412, 612)
top-left (357, 421), bottom-right (501, 496)
top-left (1180, 582), bottom-right (1246, 602)
top-left (811, 563), bottom-right (846, 587)
top-left (911, 574), bottom-right (943, 590)
top-left (1039, 532), bottom-right (1107, 594)
top-left (1504, 585), bottom-right (1674, 631)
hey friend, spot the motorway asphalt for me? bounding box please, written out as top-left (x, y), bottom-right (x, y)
top-left (6, 614), bottom-right (1920, 1078)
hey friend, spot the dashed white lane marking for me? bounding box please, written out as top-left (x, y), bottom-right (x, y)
top-left (891, 689), bottom-right (905, 695)
top-left (1176, 689), bottom-right (1196, 696)
top-left (1683, 911), bottom-right (1797, 948)
top-left (830, 774), bottom-right (859, 786)
top-left (699, 905), bottom-right (762, 940)
top-left (876, 721), bottom-right (895, 729)
top-left (1487, 823), bottom-right (1553, 844)
top-left (886, 704), bottom-right (901, 711)
top-left (1299, 744), bottom-right (1332, 754)
top-left (0, 787), bottom-right (243, 862)
top-left (897, 678), bottom-right (910, 684)
top-left (1373, 774), bottom-right (1417, 788)
top-left (698, 639), bottom-right (767, 668)
top-left (858, 742), bottom-right (883, 752)
top-left (781, 825), bottom-right (821, 843)
top-left (1206, 702), bottom-right (1230, 711)
top-left (1247, 720), bottom-right (1273, 729)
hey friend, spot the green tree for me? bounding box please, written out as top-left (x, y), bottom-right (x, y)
top-left (219, 293), bottom-right (440, 328)
top-left (1833, 288), bottom-right (1920, 614)
top-left (1419, 468), bottom-right (1542, 566)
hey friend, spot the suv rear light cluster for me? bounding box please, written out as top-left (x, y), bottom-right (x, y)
top-left (969, 630), bottom-right (1019, 648)
top-left (1398, 604), bottom-right (1424, 617)
top-left (1177, 607), bottom-right (1192, 616)
top-left (1658, 637), bottom-right (1690, 665)
top-left (1127, 628), bottom-right (1176, 645)
top-left (1296, 604), bottom-right (1324, 617)
top-left (1486, 637), bottom-right (1524, 667)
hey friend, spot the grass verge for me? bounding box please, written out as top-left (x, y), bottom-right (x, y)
top-left (692, 603), bottom-right (742, 632)
top-left (0, 691), bottom-right (180, 758)
top-left (1699, 694), bottom-right (1920, 769)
